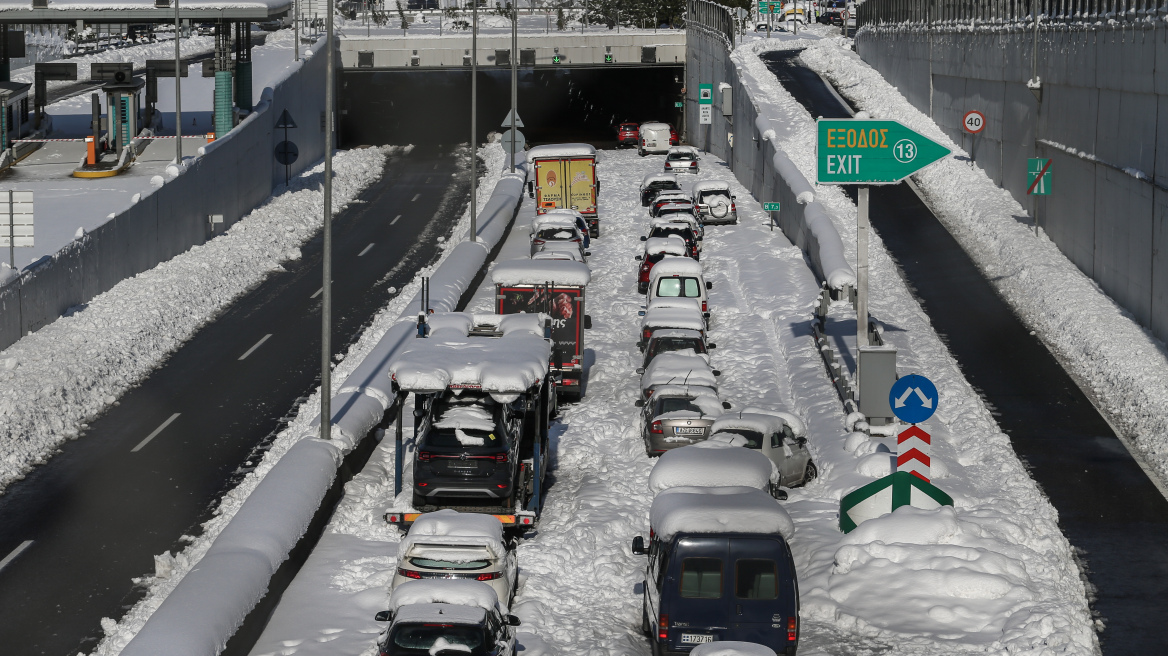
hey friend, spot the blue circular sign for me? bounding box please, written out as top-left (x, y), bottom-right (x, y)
top-left (888, 374), bottom-right (938, 424)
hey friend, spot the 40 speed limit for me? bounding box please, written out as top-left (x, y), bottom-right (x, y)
top-left (963, 110), bottom-right (986, 134)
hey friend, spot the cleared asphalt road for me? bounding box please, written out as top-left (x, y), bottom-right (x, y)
top-left (0, 145), bottom-right (469, 655)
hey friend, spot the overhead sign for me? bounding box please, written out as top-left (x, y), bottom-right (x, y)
top-left (758, 1), bottom-right (783, 14)
top-left (762, 202), bottom-right (781, 211)
top-left (840, 471), bottom-right (953, 533)
top-left (816, 118), bottom-right (951, 185)
top-left (888, 373), bottom-right (938, 424)
top-left (1, 191), bottom-right (34, 249)
top-left (698, 84), bottom-right (713, 105)
top-left (963, 110), bottom-right (985, 134)
top-left (145, 59), bottom-right (189, 77)
top-left (500, 109), bottom-right (525, 128)
top-left (35, 62), bottom-right (77, 81)
top-left (1027, 158), bottom-right (1052, 195)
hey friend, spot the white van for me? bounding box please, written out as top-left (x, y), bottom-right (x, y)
top-left (638, 122), bottom-right (673, 156)
top-left (647, 256), bottom-right (711, 314)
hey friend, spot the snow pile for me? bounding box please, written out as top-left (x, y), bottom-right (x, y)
top-left (399, 509), bottom-right (506, 562)
top-left (650, 486), bottom-right (794, 540)
top-left (490, 259), bottom-right (591, 287)
top-left (0, 146), bottom-right (394, 493)
top-left (799, 38), bottom-right (1168, 490)
top-left (389, 579), bottom-right (501, 614)
top-left (648, 441), bottom-right (777, 493)
top-left (691, 642), bottom-right (776, 656)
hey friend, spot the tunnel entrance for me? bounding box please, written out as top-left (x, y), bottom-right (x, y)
top-left (340, 66), bottom-right (684, 148)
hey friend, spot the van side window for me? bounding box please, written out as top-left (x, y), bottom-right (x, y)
top-left (680, 558), bottom-right (723, 598)
top-left (735, 559), bottom-right (779, 600)
top-left (683, 278), bottom-right (700, 297)
top-left (656, 546), bottom-right (670, 588)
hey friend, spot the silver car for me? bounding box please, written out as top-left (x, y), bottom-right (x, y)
top-left (634, 384), bottom-right (729, 456)
top-left (708, 411), bottom-right (816, 486)
top-left (692, 180), bottom-right (738, 225)
top-left (529, 219), bottom-right (586, 259)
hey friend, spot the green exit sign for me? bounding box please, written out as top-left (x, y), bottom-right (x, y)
top-left (816, 118), bottom-right (951, 185)
top-left (674, 101), bottom-right (683, 108)
top-left (604, 54), bottom-right (613, 63)
top-left (552, 54), bottom-right (562, 64)
top-left (762, 202), bottom-right (781, 211)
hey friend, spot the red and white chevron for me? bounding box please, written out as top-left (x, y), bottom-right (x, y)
top-left (897, 425), bottom-right (931, 482)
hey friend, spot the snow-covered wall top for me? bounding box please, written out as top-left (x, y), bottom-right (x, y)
top-left (526, 143), bottom-right (596, 162)
top-left (0, 0), bottom-right (291, 19)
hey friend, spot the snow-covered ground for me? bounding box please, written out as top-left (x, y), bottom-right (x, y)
top-left (244, 146), bottom-right (1096, 656)
top-left (0, 144), bottom-right (398, 495)
top-left (788, 36), bottom-right (1168, 495)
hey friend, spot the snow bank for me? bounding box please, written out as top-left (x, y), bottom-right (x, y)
top-left (650, 486), bottom-right (794, 541)
top-left (648, 441), bottom-right (776, 493)
top-left (490, 259), bottom-right (591, 287)
top-left (691, 642), bottom-right (776, 656)
top-left (389, 579), bottom-right (501, 614)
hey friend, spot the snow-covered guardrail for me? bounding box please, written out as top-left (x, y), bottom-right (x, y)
top-left (119, 159), bottom-right (528, 656)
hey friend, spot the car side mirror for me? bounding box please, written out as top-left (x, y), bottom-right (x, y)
top-left (635, 254), bottom-right (643, 261)
top-left (506, 614), bottom-right (522, 626)
top-left (632, 535), bottom-right (647, 555)
top-left (585, 251), bottom-right (592, 257)
top-left (707, 343), bottom-right (716, 349)
top-left (375, 610), bottom-right (393, 622)
top-left (584, 315), bottom-right (593, 329)
top-left (640, 236), bottom-right (647, 241)
top-left (771, 485), bottom-right (788, 501)
top-left (526, 181), bottom-right (534, 198)
top-left (636, 367), bottom-right (645, 374)
top-left (705, 281), bottom-right (713, 290)
top-left (638, 310), bottom-right (645, 316)
top-left (712, 370), bottom-right (722, 376)
top-left (722, 401), bottom-right (732, 409)
top-left (634, 399), bottom-right (645, 407)
top-left (797, 436), bottom-right (807, 446)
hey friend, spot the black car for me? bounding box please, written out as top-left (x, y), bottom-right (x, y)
top-left (412, 391), bottom-right (523, 509)
top-left (642, 329), bottom-right (712, 369)
top-left (642, 225), bottom-right (699, 260)
top-left (641, 176), bottom-right (682, 207)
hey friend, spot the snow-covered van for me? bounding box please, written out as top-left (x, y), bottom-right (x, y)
top-left (637, 235), bottom-right (690, 294)
top-left (647, 440), bottom-right (778, 495)
top-left (639, 122), bottom-right (673, 156)
top-left (386, 312), bottom-right (556, 530)
top-left (374, 579), bottom-right (521, 656)
top-left (392, 510), bottom-right (518, 608)
top-left (527, 143), bottom-right (600, 237)
top-left (631, 486), bottom-right (799, 656)
top-left (691, 180), bottom-right (738, 225)
top-left (647, 256), bottom-right (711, 315)
top-left (492, 259), bottom-right (593, 400)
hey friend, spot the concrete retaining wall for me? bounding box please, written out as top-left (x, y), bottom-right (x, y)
top-left (856, 22), bottom-right (1168, 341)
top-left (0, 40), bottom-right (330, 352)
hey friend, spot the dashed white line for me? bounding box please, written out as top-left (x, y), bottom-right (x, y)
top-left (411, 193), bottom-right (421, 202)
top-left (238, 334), bottom-right (273, 361)
top-left (358, 243), bottom-right (375, 257)
top-left (131, 413), bottom-right (182, 452)
top-left (0, 540), bottom-right (33, 572)
top-left (311, 287), bottom-right (323, 299)
top-left (391, 215), bottom-right (401, 225)
top-left (425, 176), bottom-right (432, 184)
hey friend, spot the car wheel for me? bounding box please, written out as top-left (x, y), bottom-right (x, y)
top-left (639, 149), bottom-right (646, 157)
top-left (797, 462), bottom-right (818, 487)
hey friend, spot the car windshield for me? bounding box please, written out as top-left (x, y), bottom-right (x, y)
top-left (656, 277), bottom-right (701, 298)
top-left (656, 397), bottom-right (703, 415)
top-left (429, 397), bottom-right (505, 448)
top-left (649, 181), bottom-right (680, 192)
top-left (667, 151), bottom-right (695, 161)
top-left (388, 623), bottom-right (491, 655)
top-left (649, 337), bottom-right (705, 359)
top-left (650, 227), bottom-right (690, 240)
top-left (408, 557), bottom-right (492, 570)
top-left (536, 228), bottom-right (577, 240)
top-left (719, 430), bottom-right (764, 448)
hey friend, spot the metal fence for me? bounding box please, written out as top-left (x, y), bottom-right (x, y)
top-left (858, 0), bottom-right (1168, 25)
top-left (687, 0), bottom-right (735, 49)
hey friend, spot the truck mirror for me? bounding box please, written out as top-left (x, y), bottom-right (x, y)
top-left (375, 610), bottom-right (393, 622)
top-left (506, 615), bottom-right (522, 626)
top-left (631, 536), bottom-right (647, 555)
top-left (705, 281), bottom-right (713, 290)
top-left (707, 343), bottom-right (717, 349)
top-left (527, 181), bottom-right (534, 198)
top-left (584, 315), bottom-right (593, 329)
top-left (636, 367), bottom-right (645, 374)
top-left (722, 401), bottom-right (732, 409)
top-left (640, 236), bottom-right (647, 241)
top-left (634, 399), bottom-right (645, 407)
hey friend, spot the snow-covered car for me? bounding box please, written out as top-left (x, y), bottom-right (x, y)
top-left (650, 191), bottom-right (691, 217)
top-left (642, 222), bottom-right (700, 259)
top-left (392, 510), bottom-right (519, 608)
top-left (639, 122), bottom-right (674, 156)
top-left (531, 248), bottom-right (585, 263)
top-left (374, 579), bottom-right (521, 656)
top-left (639, 352), bottom-right (720, 401)
top-left (529, 218), bottom-right (586, 260)
top-left (631, 487), bottom-right (798, 656)
top-left (692, 180), bottom-right (739, 225)
top-left (635, 384), bottom-right (728, 456)
top-left (538, 208), bottom-right (590, 249)
top-left (647, 439), bottom-right (778, 495)
top-left (641, 328), bottom-right (713, 369)
top-left (640, 172), bottom-right (682, 206)
top-left (663, 146), bottom-right (701, 174)
top-left (638, 304), bottom-right (708, 351)
top-left (646, 256), bottom-right (711, 315)
top-left (651, 209), bottom-right (704, 243)
top-left (637, 235), bottom-right (689, 294)
top-left (709, 411), bottom-right (815, 487)
top-left (755, 21), bottom-right (770, 31)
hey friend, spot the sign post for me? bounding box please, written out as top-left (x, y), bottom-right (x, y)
top-left (962, 109), bottom-right (985, 167)
top-left (1027, 157), bottom-right (1051, 237)
top-left (275, 109), bottom-right (298, 185)
top-left (762, 201), bottom-right (780, 231)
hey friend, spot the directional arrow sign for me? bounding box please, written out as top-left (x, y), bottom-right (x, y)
top-left (840, 471), bottom-right (954, 533)
top-left (816, 119), bottom-right (951, 185)
top-left (888, 373), bottom-right (938, 424)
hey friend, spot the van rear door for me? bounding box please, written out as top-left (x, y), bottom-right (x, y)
top-left (665, 536), bottom-right (728, 648)
top-left (727, 537), bottom-right (796, 651)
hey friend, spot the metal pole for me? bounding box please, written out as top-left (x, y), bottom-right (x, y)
top-left (856, 186), bottom-right (869, 348)
top-left (175, 0), bottom-right (182, 166)
top-left (470, 0), bottom-right (478, 242)
top-left (295, 0), bottom-right (301, 61)
top-left (510, 0), bottom-right (517, 173)
top-left (321, 0), bottom-right (335, 439)
top-left (8, 191), bottom-right (13, 269)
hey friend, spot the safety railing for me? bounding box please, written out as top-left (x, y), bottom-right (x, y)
top-left (687, 0), bottom-right (735, 49)
top-left (858, 0), bottom-right (1168, 27)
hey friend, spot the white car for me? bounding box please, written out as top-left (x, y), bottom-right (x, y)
top-left (646, 256), bottom-right (711, 315)
top-left (709, 410), bottom-right (815, 487)
top-left (392, 510), bottom-right (519, 607)
top-left (530, 217), bottom-right (586, 260)
top-left (663, 146), bottom-right (700, 174)
top-left (639, 122), bottom-right (673, 156)
top-left (375, 579), bottom-right (520, 656)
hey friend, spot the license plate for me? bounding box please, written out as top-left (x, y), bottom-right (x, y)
top-left (675, 427), bottom-right (704, 435)
top-left (648, 142), bottom-right (657, 147)
top-left (680, 634), bottom-right (714, 644)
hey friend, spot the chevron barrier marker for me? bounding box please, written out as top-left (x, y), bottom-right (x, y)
top-left (897, 424), bottom-right (931, 482)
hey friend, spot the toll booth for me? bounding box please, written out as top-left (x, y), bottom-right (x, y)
top-left (0, 81), bottom-right (30, 151)
top-left (102, 77), bottom-right (144, 158)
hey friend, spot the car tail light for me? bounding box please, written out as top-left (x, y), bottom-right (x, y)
top-left (398, 568), bottom-right (423, 579)
top-left (650, 421), bottom-right (663, 434)
top-left (642, 139), bottom-right (647, 146)
top-left (476, 571), bottom-right (503, 581)
top-left (418, 451), bottom-right (432, 462)
top-left (643, 328), bottom-right (652, 341)
top-left (702, 301), bottom-right (708, 312)
top-left (658, 614), bottom-right (669, 640)
top-left (495, 451), bottom-right (509, 463)
top-left (639, 268), bottom-right (650, 283)
top-left (787, 617), bottom-right (797, 641)
top-left (731, 202), bottom-right (737, 212)
top-left (532, 238), bottom-right (545, 245)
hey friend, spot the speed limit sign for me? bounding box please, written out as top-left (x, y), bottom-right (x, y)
top-left (963, 110), bottom-right (986, 134)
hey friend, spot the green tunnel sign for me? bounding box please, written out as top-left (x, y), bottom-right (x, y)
top-left (816, 118), bottom-right (951, 185)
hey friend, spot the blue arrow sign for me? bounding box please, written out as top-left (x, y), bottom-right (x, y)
top-left (888, 374), bottom-right (938, 424)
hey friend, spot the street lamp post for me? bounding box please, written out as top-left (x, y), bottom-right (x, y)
top-left (510, 0), bottom-right (517, 173)
top-left (321, 0), bottom-right (336, 439)
top-left (469, 0), bottom-right (478, 242)
top-left (174, 0), bottom-right (182, 166)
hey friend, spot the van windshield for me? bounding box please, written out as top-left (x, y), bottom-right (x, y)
top-left (736, 559), bottom-right (779, 599)
top-left (388, 623), bottom-right (491, 655)
top-left (680, 557), bottom-right (723, 598)
top-left (656, 277), bottom-right (701, 298)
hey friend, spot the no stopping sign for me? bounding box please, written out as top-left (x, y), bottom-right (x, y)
top-left (963, 110), bottom-right (986, 134)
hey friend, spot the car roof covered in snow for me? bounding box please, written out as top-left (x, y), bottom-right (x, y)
top-left (710, 412), bottom-right (788, 438)
top-left (692, 180), bottom-right (733, 194)
top-left (649, 486), bottom-right (794, 541)
top-left (531, 247), bottom-right (584, 262)
top-left (390, 579), bottom-right (501, 614)
top-left (641, 353), bottom-right (717, 391)
top-left (668, 146), bottom-right (699, 155)
top-left (649, 389), bottom-right (724, 418)
top-left (654, 190), bottom-right (689, 201)
top-left (640, 122), bottom-right (671, 130)
top-left (739, 407), bottom-right (807, 438)
top-left (539, 208), bottom-right (585, 221)
top-left (690, 642), bottom-right (777, 656)
top-left (648, 441), bottom-right (777, 494)
top-left (649, 256), bottom-right (704, 281)
top-left (526, 143), bottom-right (596, 161)
top-left (491, 259), bottom-right (591, 287)
top-left (641, 172), bottom-right (678, 187)
top-left (645, 236), bottom-right (689, 256)
top-left (656, 203), bottom-right (697, 213)
top-left (641, 306), bottom-right (706, 332)
top-left (531, 217), bottom-right (580, 232)
top-left (399, 509), bottom-right (507, 562)
top-left (389, 312), bottom-right (550, 396)
top-left (648, 328), bottom-right (705, 341)
top-left (392, 602), bottom-right (487, 626)
top-left (650, 384), bottom-right (721, 401)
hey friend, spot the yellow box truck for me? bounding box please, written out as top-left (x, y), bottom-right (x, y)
top-left (526, 143), bottom-right (600, 238)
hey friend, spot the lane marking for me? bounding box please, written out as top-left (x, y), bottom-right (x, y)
top-left (391, 214), bottom-right (402, 225)
top-left (411, 193), bottom-right (421, 202)
top-left (358, 243), bottom-right (375, 257)
top-left (132, 413), bottom-right (182, 452)
top-left (311, 287), bottom-right (323, 299)
top-left (425, 176), bottom-right (432, 184)
top-left (238, 334), bottom-right (273, 361)
top-left (0, 540), bottom-right (33, 573)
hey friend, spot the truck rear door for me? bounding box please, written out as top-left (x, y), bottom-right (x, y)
top-left (566, 157), bottom-right (597, 217)
top-left (534, 159), bottom-right (568, 211)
